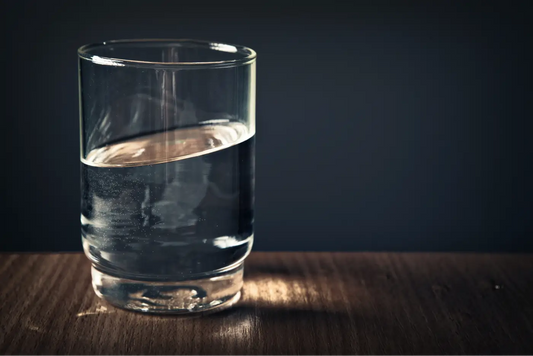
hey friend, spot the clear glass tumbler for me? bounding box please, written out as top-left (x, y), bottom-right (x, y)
top-left (78, 39), bottom-right (256, 313)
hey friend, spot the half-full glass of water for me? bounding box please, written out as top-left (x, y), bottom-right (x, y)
top-left (78, 39), bottom-right (256, 313)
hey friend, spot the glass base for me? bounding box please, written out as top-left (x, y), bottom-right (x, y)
top-left (91, 264), bottom-right (243, 314)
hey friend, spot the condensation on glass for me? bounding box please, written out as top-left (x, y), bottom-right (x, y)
top-left (78, 39), bottom-right (256, 313)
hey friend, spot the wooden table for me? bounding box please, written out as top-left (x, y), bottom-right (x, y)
top-left (1, 253), bottom-right (532, 354)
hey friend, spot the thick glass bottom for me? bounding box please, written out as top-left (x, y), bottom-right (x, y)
top-left (91, 263), bottom-right (243, 314)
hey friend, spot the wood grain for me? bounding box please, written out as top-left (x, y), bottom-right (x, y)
top-left (1, 253), bottom-right (532, 354)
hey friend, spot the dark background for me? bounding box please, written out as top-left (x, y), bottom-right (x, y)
top-left (2, 0), bottom-right (532, 252)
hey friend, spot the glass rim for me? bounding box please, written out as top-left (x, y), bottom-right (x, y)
top-left (78, 39), bottom-right (257, 69)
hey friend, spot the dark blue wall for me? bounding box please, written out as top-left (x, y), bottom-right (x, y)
top-left (2, 0), bottom-right (532, 252)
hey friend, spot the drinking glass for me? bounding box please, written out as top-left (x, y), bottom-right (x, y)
top-left (78, 39), bottom-right (256, 313)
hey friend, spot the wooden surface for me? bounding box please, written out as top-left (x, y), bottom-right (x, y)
top-left (1, 253), bottom-right (532, 354)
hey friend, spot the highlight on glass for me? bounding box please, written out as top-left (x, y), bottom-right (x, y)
top-left (78, 39), bottom-right (256, 313)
